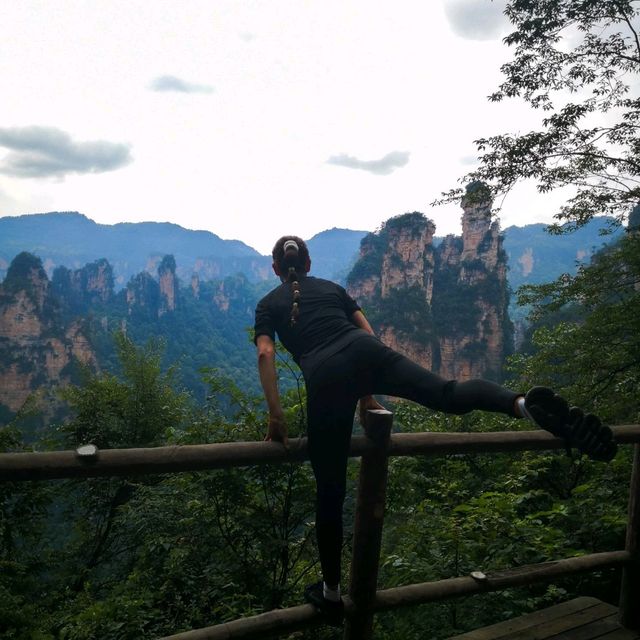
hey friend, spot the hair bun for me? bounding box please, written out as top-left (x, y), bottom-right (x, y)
top-left (283, 240), bottom-right (299, 253)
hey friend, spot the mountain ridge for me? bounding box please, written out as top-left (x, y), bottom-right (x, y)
top-left (0, 210), bottom-right (626, 428)
top-left (0, 212), bottom-right (370, 286)
top-left (0, 210), bottom-right (624, 300)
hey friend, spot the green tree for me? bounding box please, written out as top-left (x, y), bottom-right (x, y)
top-left (440, 0), bottom-right (640, 230)
top-left (45, 333), bottom-right (196, 635)
top-left (510, 231), bottom-right (640, 422)
top-left (60, 331), bottom-right (190, 449)
top-left (436, 0), bottom-right (640, 422)
top-left (0, 420), bottom-right (55, 639)
top-left (43, 336), bottom-right (324, 639)
top-left (3, 334), bottom-right (633, 639)
top-left (374, 402), bottom-right (630, 639)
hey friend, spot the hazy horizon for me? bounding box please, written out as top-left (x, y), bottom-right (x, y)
top-left (0, 207), bottom-right (577, 259)
top-left (0, 1), bottom-right (575, 254)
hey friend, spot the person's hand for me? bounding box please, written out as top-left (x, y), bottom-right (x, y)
top-left (265, 412), bottom-right (288, 446)
top-left (359, 395), bottom-right (386, 427)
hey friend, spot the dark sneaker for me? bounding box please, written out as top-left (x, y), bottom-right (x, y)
top-left (304, 581), bottom-right (344, 626)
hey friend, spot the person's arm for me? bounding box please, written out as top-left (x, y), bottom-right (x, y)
top-left (256, 334), bottom-right (288, 444)
top-left (351, 309), bottom-right (375, 335)
top-left (350, 310), bottom-right (386, 419)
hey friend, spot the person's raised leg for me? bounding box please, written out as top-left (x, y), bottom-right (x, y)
top-left (348, 335), bottom-right (520, 416)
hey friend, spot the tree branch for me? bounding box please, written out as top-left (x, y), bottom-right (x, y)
top-left (614, 0), bottom-right (640, 62)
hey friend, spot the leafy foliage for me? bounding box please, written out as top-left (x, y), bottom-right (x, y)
top-left (1, 335), bottom-right (328, 639)
top-left (1, 328), bottom-right (633, 639)
top-left (374, 405), bottom-right (631, 639)
top-left (510, 232), bottom-right (640, 422)
top-left (60, 332), bottom-right (190, 449)
top-left (439, 0), bottom-right (640, 230)
top-left (0, 422), bottom-right (55, 639)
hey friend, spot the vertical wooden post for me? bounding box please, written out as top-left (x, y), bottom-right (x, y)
top-left (620, 443), bottom-right (640, 630)
top-left (344, 409), bottom-right (393, 640)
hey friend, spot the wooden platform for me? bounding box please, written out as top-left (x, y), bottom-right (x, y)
top-left (449, 597), bottom-right (639, 640)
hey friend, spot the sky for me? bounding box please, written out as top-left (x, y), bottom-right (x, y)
top-left (0, 0), bottom-right (568, 254)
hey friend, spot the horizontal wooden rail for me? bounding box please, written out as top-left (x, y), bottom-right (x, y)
top-left (373, 550), bottom-right (630, 611)
top-left (1, 425), bottom-right (639, 482)
top-left (157, 602), bottom-right (324, 640)
top-left (158, 551), bottom-right (630, 640)
top-left (388, 425), bottom-right (640, 457)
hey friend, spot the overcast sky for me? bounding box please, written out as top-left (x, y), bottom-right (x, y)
top-left (0, 0), bottom-right (567, 254)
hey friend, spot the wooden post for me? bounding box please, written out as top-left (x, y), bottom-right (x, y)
top-left (620, 443), bottom-right (640, 630)
top-left (344, 409), bottom-right (393, 640)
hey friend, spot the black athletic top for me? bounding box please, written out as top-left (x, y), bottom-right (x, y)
top-left (254, 275), bottom-right (368, 380)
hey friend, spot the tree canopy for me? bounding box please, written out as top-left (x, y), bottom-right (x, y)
top-left (440, 0), bottom-right (640, 230)
top-left (510, 230), bottom-right (640, 422)
top-left (1, 341), bottom-right (632, 638)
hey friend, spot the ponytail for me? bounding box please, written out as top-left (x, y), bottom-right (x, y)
top-left (272, 236), bottom-right (309, 327)
top-left (288, 265), bottom-right (301, 326)
top-left (284, 241), bottom-right (301, 326)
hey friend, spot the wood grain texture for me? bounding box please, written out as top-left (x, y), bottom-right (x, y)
top-left (448, 598), bottom-right (639, 640)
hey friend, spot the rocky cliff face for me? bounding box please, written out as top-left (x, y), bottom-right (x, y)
top-left (126, 255), bottom-right (179, 318)
top-left (126, 271), bottom-right (160, 313)
top-left (52, 258), bottom-right (114, 314)
top-left (158, 255), bottom-right (177, 316)
top-left (191, 274), bottom-right (200, 299)
top-left (0, 250), bottom-right (268, 425)
top-left (211, 273), bottom-right (257, 317)
top-left (0, 253), bottom-right (96, 417)
top-left (347, 187), bottom-right (512, 382)
top-left (0, 252), bottom-right (182, 419)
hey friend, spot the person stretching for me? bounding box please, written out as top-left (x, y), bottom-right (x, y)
top-left (254, 235), bottom-right (616, 625)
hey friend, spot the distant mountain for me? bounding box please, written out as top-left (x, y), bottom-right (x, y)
top-left (0, 212), bottom-right (627, 427)
top-left (501, 217), bottom-right (624, 323)
top-left (0, 213), bottom-right (367, 288)
top-left (306, 227), bottom-right (368, 282)
top-left (502, 217), bottom-right (623, 292)
top-left (0, 212), bottom-right (271, 287)
top-left (0, 211), bottom-right (623, 308)
top-left (348, 203), bottom-right (512, 382)
top-left (0, 251), bottom-right (269, 429)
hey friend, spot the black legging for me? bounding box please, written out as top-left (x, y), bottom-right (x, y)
top-left (305, 334), bottom-right (519, 587)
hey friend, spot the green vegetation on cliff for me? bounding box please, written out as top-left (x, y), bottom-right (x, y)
top-left (1, 252), bottom-right (50, 310)
top-left (0, 252), bottom-right (271, 428)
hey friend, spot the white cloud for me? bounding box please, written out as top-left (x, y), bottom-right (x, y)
top-left (326, 151), bottom-right (411, 176)
top-left (0, 2), bottom-right (562, 252)
top-left (0, 185), bottom-right (17, 211)
top-left (149, 75), bottom-right (215, 94)
top-left (460, 154), bottom-right (479, 166)
top-left (0, 127), bottom-right (132, 179)
top-left (443, 0), bottom-right (508, 41)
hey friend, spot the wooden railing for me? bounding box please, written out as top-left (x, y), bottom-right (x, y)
top-left (1, 417), bottom-right (639, 640)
